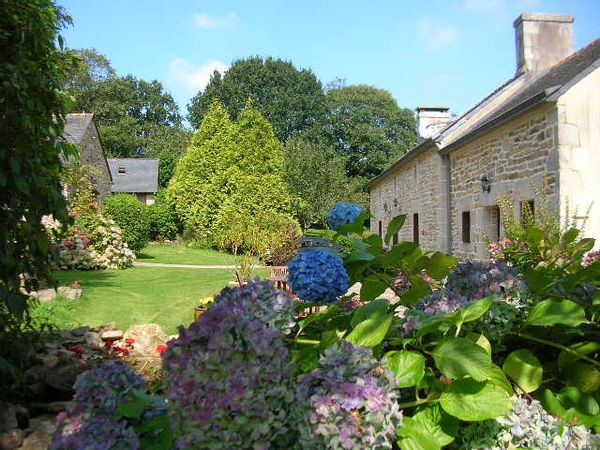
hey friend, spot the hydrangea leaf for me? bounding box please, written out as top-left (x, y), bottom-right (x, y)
top-left (558, 341), bottom-right (600, 371)
top-left (346, 310), bottom-right (393, 347)
top-left (526, 299), bottom-right (588, 327)
top-left (465, 332), bottom-right (492, 354)
top-left (440, 379), bottom-right (511, 421)
top-left (384, 214), bottom-right (406, 246)
top-left (557, 386), bottom-right (600, 417)
top-left (385, 350), bottom-right (425, 388)
top-left (502, 349), bottom-right (543, 393)
top-left (563, 361), bottom-right (600, 394)
top-left (360, 276), bottom-right (389, 302)
top-left (432, 337), bottom-right (492, 381)
top-left (489, 364), bottom-right (514, 395)
top-left (452, 296), bottom-right (493, 324)
top-left (423, 252), bottom-right (458, 280)
top-left (351, 298), bottom-right (389, 328)
top-left (397, 405), bottom-right (458, 450)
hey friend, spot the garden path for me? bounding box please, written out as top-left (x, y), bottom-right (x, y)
top-left (134, 262), bottom-right (261, 269)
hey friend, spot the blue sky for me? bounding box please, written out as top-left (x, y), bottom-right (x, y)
top-left (58, 0), bottom-right (600, 120)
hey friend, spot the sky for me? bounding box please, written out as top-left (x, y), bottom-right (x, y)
top-left (58, 0), bottom-right (600, 120)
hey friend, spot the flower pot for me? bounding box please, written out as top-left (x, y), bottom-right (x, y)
top-left (194, 306), bottom-right (207, 321)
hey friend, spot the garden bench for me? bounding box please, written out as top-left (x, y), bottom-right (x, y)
top-left (268, 266), bottom-right (325, 317)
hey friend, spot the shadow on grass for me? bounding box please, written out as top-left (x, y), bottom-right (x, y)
top-left (135, 252), bottom-right (155, 261)
top-left (52, 269), bottom-right (120, 289)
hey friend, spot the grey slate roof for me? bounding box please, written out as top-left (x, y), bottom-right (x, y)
top-left (64, 113), bottom-right (94, 144)
top-left (108, 159), bottom-right (159, 193)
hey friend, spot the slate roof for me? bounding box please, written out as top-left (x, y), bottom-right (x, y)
top-left (108, 159), bottom-right (159, 193)
top-left (64, 113), bottom-right (95, 144)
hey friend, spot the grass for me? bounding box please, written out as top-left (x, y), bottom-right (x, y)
top-left (137, 242), bottom-right (243, 265)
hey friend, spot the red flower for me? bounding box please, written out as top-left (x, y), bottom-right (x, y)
top-left (70, 346), bottom-right (85, 355)
top-left (70, 281), bottom-right (81, 288)
top-left (125, 338), bottom-right (135, 346)
top-left (114, 346), bottom-right (129, 356)
top-left (156, 344), bottom-right (168, 354)
top-left (104, 340), bottom-right (114, 349)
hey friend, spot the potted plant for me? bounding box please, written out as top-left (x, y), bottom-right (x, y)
top-left (194, 297), bottom-right (214, 321)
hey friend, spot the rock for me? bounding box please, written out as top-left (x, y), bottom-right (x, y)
top-left (123, 324), bottom-right (168, 357)
top-left (0, 429), bottom-right (24, 449)
top-left (84, 331), bottom-right (103, 348)
top-left (31, 289), bottom-right (56, 303)
top-left (0, 402), bottom-right (17, 431)
top-left (94, 322), bottom-right (117, 333)
top-left (70, 326), bottom-right (90, 337)
top-left (29, 402), bottom-right (72, 414)
top-left (45, 363), bottom-right (79, 394)
top-left (13, 405), bottom-right (29, 430)
top-left (40, 355), bottom-right (59, 369)
top-left (57, 286), bottom-right (82, 300)
top-left (101, 330), bottom-right (123, 341)
top-left (20, 415), bottom-right (56, 450)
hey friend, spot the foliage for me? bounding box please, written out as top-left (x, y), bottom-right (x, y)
top-left (270, 219), bottom-right (302, 266)
top-left (187, 56), bottom-right (326, 142)
top-left (211, 280), bottom-right (296, 334)
top-left (169, 101), bottom-right (294, 248)
top-left (294, 341), bottom-right (402, 450)
top-left (327, 202), bottom-right (365, 232)
top-left (320, 85), bottom-right (417, 179)
top-left (0, 0), bottom-right (76, 322)
top-left (458, 396), bottom-right (599, 449)
top-left (288, 249), bottom-right (349, 303)
top-left (61, 162), bottom-right (101, 217)
top-left (283, 137), bottom-right (367, 229)
top-left (162, 294), bottom-right (295, 449)
top-left (104, 194), bottom-right (151, 252)
top-left (148, 191), bottom-right (180, 241)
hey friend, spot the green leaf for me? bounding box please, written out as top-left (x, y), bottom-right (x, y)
top-left (502, 349), bottom-right (543, 393)
top-left (384, 215), bottom-right (406, 245)
top-left (424, 253), bottom-right (457, 280)
top-left (526, 299), bottom-right (588, 327)
top-left (118, 395), bottom-right (147, 418)
top-left (346, 311), bottom-right (393, 347)
top-left (561, 228), bottom-right (580, 245)
top-left (489, 364), bottom-right (514, 395)
top-left (402, 276), bottom-right (433, 307)
top-left (454, 297), bottom-right (493, 323)
top-left (343, 250), bottom-right (376, 264)
top-left (351, 298), bottom-right (389, 328)
top-left (440, 379), bottom-right (512, 421)
top-left (563, 361), bottom-right (600, 394)
top-left (360, 276), bottom-right (389, 302)
top-left (557, 386), bottom-right (600, 416)
top-left (465, 333), bottom-right (491, 354)
top-left (397, 405), bottom-right (458, 450)
top-left (385, 350), bottom-right (425, 388)
top-left (432, 338), bottom-right (492, 381)
top-left (557, 341), bottom-right (600, 371)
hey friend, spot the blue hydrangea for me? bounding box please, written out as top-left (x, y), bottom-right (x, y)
top-left (162, 304), bottom-right (295, 449)
top-left (326, 202), bottom-right (364, 231)
top-left (288, 248), bottom-right (349, 303)
top-left (294, 342), bottom-right (402, 450)
top-left (211, 279), bottom-right (296, 333)
top-left (51, 413), bottom-right (140, 450)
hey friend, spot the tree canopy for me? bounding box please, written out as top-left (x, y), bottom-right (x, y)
top-left (187, 56), bottom-right (326, 142)
top-left (322, 85), bottom-right (417, 179)
top-left (169, 101), bottom-right (294, 246)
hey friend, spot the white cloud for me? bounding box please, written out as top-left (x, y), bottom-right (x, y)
top-left (193, 12), bottom-right (239, 29)
top-left (168, 58), bottom-right (228, 93)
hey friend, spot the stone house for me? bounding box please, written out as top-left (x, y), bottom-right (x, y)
top-left (107, 158), bottom-right (159, 205)
top-left (63, 112), bottom-right (112, 204)
top-left (368, 13), bottom-right (600, 259)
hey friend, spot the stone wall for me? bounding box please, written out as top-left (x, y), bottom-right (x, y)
top-left (79, 123), bottom-right (111, 204)
top-left (370, 144), bottom-right (448, 252)
top-left (448, 103), bottom-right (560, 259)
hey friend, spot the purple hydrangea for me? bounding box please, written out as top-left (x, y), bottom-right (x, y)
top-left (294, 341), bottom-right (402, 450)
top-left (326, 202), bottom-right (364, 231)
top-left (211, 279), bottom-right (296, 333)
top-left (162, 304), bottom-right (295, 449)
top-left (416, 290), bottom-right (466, 315)
top-left (51, 413), bottom-right (140, 450)
top-left (582, 249), bottom-right (600, 268)
top-left (50, 361), bottom-right (145, 450)
top-left (288, 248), bottom-right (349, 303)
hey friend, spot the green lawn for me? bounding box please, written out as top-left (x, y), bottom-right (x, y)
top-left (137, 242), bottom-right (243, 265)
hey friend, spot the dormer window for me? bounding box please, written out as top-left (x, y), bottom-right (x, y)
top-left (118, 166), bottom-right (126, 174)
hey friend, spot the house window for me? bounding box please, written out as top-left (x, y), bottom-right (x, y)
top-left (520, 199), bottom-right (535, 224)
top-left (378, 221), bottom-right (382, 238)
top-left (118, 166), bottom-right (126, 174)
top-left (413, 213), bottom-right (419, 245)
top-left (462, 211), bottom-right (471, 243)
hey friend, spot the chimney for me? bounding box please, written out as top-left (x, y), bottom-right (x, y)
top-left (416, 106), bottom-right (451, 140)
top-left (514, 13), bottom-right (574, 75)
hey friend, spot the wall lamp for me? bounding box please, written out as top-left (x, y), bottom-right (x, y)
top-left (481, 175), bottom-right (491, 193)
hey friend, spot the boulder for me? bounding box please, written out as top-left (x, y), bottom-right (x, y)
top-left (0, 429), bottom-right (24, 450)
top-left (0, 402), bottom-right (17, 432)
top-left (13, 405), bottom-right (29, 430)
top-left (84, 331), bottom-right (103, 348)
top-left (123, 324), bottom-right (168, 357)
top-left (57, 286), bottom-right (82, 300)
top-left (20, 415), bottom-right (56, 450)
top-left (31, 289), bottom-right (56, 303)
top-left (101, 330), bottom-right (123, 341)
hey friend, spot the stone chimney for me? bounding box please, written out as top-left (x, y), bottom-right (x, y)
top-left (416, 106), bottom-right (451, 140)
top-left (514, 13), bottom-right (574, 75)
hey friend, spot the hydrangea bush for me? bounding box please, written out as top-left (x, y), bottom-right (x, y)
top-left (294, 341), bottom-right (402, 450)
top-left (458, 396), bottom-right (599, 450)
top-left (211, 279), bottom-right (296, 333)
top-left (326, 202), bottom-right (364, 231)
top-left (162, 303), bottom-right (295, 449)
top-left (288, 248), bottom-right (349, 303)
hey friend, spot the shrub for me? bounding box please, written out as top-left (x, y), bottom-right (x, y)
top-left (294, 341), bottom-right (402, 450)
top-left (162, 300), bottom-right (295, 449)
top-left (270, 218), bottom-right (302, 266)
top-left (104, 194), bottom-right (150, 252)
top-left (148, 191), bottom-right (180, 241)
